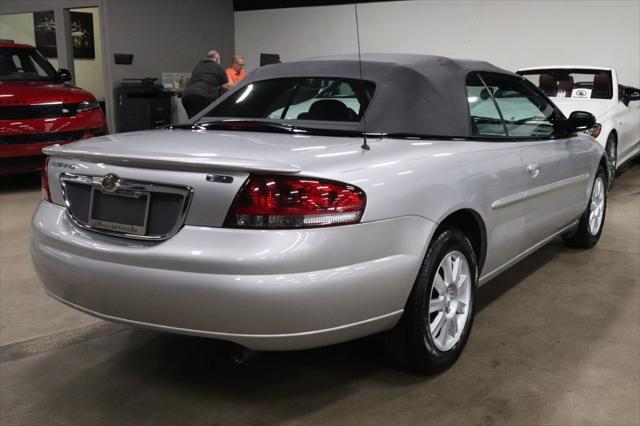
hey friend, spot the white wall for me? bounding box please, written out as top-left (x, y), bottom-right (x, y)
top-left (0, 12), bottom-right (37, 49)
top-left (235, 5), bottom-right (358, 71)
top-left (235, 0), bottom-right (640, 86)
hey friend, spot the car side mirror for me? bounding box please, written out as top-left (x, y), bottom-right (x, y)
top-left (568, 111), bottom-right (596, 132)
top-left (57, 68), bottom-right (72, 83)
top-left (622, 90), bottom-right (640, 106)
top-left (569, 111), bottom-right (596, 131)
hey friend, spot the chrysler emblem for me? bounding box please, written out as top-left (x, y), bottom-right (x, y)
top-left (100, 174), bottom-right (119, 192)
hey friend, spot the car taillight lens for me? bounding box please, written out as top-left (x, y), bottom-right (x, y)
top-left (41, 157), bottom-right (52, 202)
top-left (225, 175), bottom-right (366, 228)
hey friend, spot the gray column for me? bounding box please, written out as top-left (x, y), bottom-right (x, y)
top-left (53, 7), bottom-right (75, 84)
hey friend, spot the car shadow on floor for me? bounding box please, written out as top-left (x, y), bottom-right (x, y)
top-left (94, 238), bottom-right (564, 386)
top-left (30, 240), bottom-right (564, 423)
top-left (11, 233), bottom-right (637, 425)
top-left (0, 173), bottom-right (40, 193)
top-left (476, 241), bottom-right (561, 312)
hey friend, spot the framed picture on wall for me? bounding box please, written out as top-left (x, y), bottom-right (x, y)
top-left (33, 11), bottom-right (57, 58)
top-left (70, 11), bottom-right (95, 59)
top-left (32, 11), bottom-right (95, 59)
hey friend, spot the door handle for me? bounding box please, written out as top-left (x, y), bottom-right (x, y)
top-left (527, 163), bottom-right (540, 178)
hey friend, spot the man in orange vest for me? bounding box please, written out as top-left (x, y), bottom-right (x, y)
top-left (226, 55), bottom-right (247, 86)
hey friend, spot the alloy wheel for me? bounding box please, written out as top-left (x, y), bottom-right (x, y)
top-left (428, 250), bottom-right (471, 351)
top-left (589, 176), bottom-right (605, 236)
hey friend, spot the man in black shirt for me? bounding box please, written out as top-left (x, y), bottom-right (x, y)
top-left (182, 50), bottom-right (233, 118)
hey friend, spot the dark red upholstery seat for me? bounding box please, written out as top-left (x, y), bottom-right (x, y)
top-left (592, 72), bottom-right (611, 99)
top-left (539, 73), bottom-right (557, 95)
top-left (298, 99), bottom-right (356, 121)
top-left (557, 76), bottom-right (574, 94)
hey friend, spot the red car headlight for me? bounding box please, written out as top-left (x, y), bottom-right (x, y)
top-left (76, 100), bottom-right (99, 113)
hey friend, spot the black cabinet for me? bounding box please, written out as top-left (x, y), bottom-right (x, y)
top-left (116, 79), bottom-right (171, 132)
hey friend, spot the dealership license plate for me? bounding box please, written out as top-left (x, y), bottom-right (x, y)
top-left (88, 187), bottom-right (151, 236)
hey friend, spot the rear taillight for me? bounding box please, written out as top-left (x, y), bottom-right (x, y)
top-left (225, 175), bottom-right (366, 228)
top-left (41, 157), bottom-right (52, 202)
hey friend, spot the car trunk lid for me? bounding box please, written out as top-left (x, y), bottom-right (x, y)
top-left (44, 129), bottom-right (300, 173)
top-left (43, 127), bottom-right (371, 235)
top-left (43, 127), bottom-right (367, 173)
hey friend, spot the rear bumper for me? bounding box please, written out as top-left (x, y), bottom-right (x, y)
top-left (31, 202), bottom-right (435, 350)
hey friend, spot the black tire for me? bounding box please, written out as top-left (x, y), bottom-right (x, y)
top-left (605, 133), bottom-right (617, 182)
top-left (385, 229), bottom-right (477, 374)
top-left (563, 166), bottom-right (607, 249)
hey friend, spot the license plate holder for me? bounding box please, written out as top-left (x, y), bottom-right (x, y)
top-left (88, 187), bottom-right (151, 236)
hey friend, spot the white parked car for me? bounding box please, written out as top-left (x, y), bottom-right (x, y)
top-left (517, 66), bottom-right (640, 177)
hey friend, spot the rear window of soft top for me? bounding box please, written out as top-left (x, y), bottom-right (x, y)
top-left (204, 77), bottom-right (375, 123)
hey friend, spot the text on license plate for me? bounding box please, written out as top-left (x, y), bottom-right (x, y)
top-left (87, 188), bottom-right (151, 236)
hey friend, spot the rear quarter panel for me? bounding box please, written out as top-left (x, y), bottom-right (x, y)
top-left (296, 138), bottom-right (527, 275)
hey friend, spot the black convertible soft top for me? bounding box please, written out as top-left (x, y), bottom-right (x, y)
top-left (202, 54), bottom-right (517, 137)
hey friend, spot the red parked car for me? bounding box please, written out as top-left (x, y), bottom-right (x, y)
top-left (0, 41), bottom-right (107, 175)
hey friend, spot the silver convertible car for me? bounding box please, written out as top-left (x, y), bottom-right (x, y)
top-left (32, 54), bottom-right (608, 373)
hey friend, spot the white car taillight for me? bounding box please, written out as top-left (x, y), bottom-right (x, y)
top-left (225, 175), bottom-right (366, 229)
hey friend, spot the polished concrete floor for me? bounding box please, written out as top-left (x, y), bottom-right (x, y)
top-left (1, 163), bottom-right (638, 425)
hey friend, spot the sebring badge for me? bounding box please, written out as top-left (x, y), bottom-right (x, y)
top-left (49, 161), bottom-right (77, 170)
top-left (100, 174), bottom-right (119, 192)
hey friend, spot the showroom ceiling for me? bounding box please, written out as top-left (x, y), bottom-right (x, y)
top-left (233, 0), bottom-right (403, 11)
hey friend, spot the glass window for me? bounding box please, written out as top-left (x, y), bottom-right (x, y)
top-left (31, 56), bottom-right (49, 77)
top-left (518, 69), bottom-right (613, 100)
top-left (0, 47), bottom-right (57, 81)
top-left (481, 73), bottom-right (562, 138)
top-left (466, 73), bottom-right (507, 137)
top-left (205, 77), bottom-right (375, 123)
